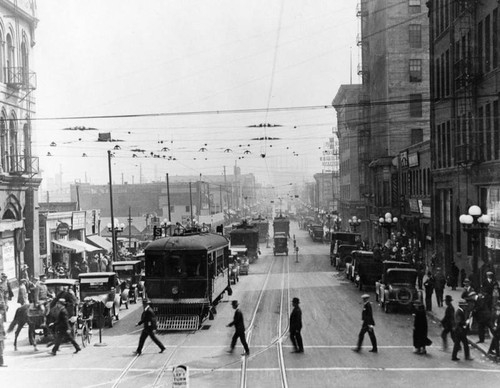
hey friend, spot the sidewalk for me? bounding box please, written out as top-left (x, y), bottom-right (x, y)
top-left (425, 284), bottom-right (495, 360)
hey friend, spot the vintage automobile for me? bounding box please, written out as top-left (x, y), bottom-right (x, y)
top-left (310, 225), bottom-right (324, 242)
top-left (112, 260), bottom-right (144, 307)
top-left (231, 246), bottom-right (249, 275)
top-left (78, 272), bottom-right (121, 328)
top-left (330, 232), bottom-right (362, 269)
top-left (229, 256), bottom-right (240, 284)
top-left (376, 262), bottom-right (421, 313)
top-left (273, 232), bottom-right (288, 255)
top-left (351, 251), bottom-right (383, 291)
top-left (333, 244), bottom-right (359, 269)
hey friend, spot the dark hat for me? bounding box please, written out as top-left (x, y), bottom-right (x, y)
top-left (445, 295), bottom-right (453, 302)
top-left (292, 297), bottom-right (300, 304)
top-left (231, 300), bottom-right (239, 307)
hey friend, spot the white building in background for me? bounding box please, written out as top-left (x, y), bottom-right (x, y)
top-left (0, 0), bottom-right (41, 283)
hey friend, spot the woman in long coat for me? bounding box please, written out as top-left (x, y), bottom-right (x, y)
top-left (413, 301), bottom-right (429, 354)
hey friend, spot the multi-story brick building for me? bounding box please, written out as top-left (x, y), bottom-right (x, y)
top-left (356, 0), bottom-right (430, 245)
top-left (0, 1), bottom-right (41, 282)
top-left (428, 0), bottom-right (500, 286)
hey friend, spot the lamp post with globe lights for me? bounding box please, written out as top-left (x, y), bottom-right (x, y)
top-left (107, 219), bottom-right (125, 262)
top-left (333, 215), bottom-right (342, 231)
top-left (349, 216), bottom-right (361, 233)
top-left (378, 212), bottom-right (398, 240)
top-left (459, 205), bottom-right (491, 289)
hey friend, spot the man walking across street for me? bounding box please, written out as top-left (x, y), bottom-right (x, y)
top-left (451, 301), bottom-right (472, 361)
top-left (289, 297), bottom-right (304, 353)
top-left (227, 300), bottom-right (250, 356)
top-left (50, 299), bottom-right (81, 355)
top-left (353, 294), bottom-right (377, 353)
top-left (440, 295), bottom-right (455, 351)
top-left (134, 300), bottom-right (165, 355)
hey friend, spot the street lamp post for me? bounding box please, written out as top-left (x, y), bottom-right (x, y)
top-left (348, 216), bottom-right (361, 233)
top-left (459, 205), bottom-right (491, 290)
top-left (333, 215), bottom-right (342, 232)
top-left (378, 212), bottom-right (398, 240)
top-left (107, 219), bottom-right (125, 261)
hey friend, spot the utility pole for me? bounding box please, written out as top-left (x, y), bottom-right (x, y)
top-left (128, 206), bottom-right (132, 250)
top-left (108, 150), bottom-right (117, 263)
top-left (166, 173), bottom-right (171, 222)
top-left (189, 182), bottom-right (194, 223)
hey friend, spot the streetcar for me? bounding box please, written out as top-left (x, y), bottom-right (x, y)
top-left (273, 214), bottom-right (290, 237)
top-left (143, 224), bottom-right (232, 330)
top-left (229, 219), bottom-right (260, 263)
top-left (251, 215), bottom-right (269, 243)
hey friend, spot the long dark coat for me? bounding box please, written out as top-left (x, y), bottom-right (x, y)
top-left (413, 306), bottom-right (428, 348)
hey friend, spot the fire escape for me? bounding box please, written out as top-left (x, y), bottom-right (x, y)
top-left (453, 0), bottom-right (481, 166)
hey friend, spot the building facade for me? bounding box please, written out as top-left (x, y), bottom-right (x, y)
top-left (428, 0), bottom-right (500, 284)
top-left (0, 0), bottom-right (41, 282)
top-left (357, 0), bottom-right (430, 245)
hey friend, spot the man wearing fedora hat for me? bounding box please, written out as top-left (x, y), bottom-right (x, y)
top-left (289, 297), bottom-right (304, 353)
top-left (353, 294), bottom-right (377, 353)
top-left (134, 300), bottom-right (165, 356)
top-left (440, 295), bottom-right (455, 351)
top-left (226, 300), bottom-right (250, 356)
top-left (50, 298), bottom-right (81, 356)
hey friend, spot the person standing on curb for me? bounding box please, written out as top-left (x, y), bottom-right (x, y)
top-left (226, 300), bottom-right (250, 356)
top-left (424, 272), bottom-right (435, 311)
top-left (289, 297), bottom-right (304, 353)
top-left (440, 295), bottom-right (455, 351)
top-left (488, 302), bottom-right (500, 358)
top-left (352, 294), bottom-right (377, 353)
top-left (451, 301), bottom-right (472, 361)
top-left (134, 300), bottom-right (165, 355)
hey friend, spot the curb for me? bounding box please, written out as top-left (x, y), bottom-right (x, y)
top-left (426, 309), bottom-right (497, 362)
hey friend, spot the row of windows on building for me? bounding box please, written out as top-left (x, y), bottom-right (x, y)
top-left (435, 8), bottom-right (499, 100)
top-left (434, 99), bottom-right (500, 169)
top-left (401, 168), bottom-right (431, 197)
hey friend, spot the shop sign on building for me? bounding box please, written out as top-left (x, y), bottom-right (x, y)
top-left (56, 222), bottom-right (70, 237)
top-left (408, 152), bottom-right (419, 167)
top-left (72, 211), bottom-right (86, 230)
top-left (1, 238), bottom-right (15, 278)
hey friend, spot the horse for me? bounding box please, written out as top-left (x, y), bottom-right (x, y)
top-left (7, 304), bottom-right (50, 351)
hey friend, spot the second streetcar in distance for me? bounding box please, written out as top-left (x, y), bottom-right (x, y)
top-left (143, 226), bottom-right (232, 330)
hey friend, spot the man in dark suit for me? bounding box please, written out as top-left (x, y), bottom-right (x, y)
top-left (134, 300), bottom-right (165, 355)
top-left (452, 302), bottom-right (472, 361)
top-left (50, 299), bottom-right (81, 355)
top-left (440, 295), bottom-right (455, 351)
top-left (481, 271), bottom-right (498, 310)
top-left (289, 297), bottom-right (304, 353)
top-left (353, 294), bottom-right (377, 353)
top-left (461, 278), bottom-right (475, 300)
top-left (227, 300), bottom-right (250, 356)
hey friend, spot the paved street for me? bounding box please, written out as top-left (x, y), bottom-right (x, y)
top-left (2, 223), bottom-right (500, 387)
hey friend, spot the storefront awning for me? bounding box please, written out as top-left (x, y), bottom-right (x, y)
top-left (70, 239), bottom-right (102, 253)
top-left (86, 235), bottom-right (113, 252)
top-left (52, 239), bottom-right (85, 253)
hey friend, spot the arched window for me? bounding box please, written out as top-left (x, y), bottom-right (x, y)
top-left (6, 33), bottom-right (14, 83)
top-left (21, 37), bottom-right (28, 86)
top-left (9, 114), bottom-right (17, 172)
top-left (0, 29), bottom-right (4, 83)
top-left (0, 115), bottom-right (6, 171)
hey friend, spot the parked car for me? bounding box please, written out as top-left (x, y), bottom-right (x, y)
top-left (310, 225), bottom-right (324, 242)
top-left (330, 232), bottom-right (362, 268)
top-left (112, 260), bottom-right (144, 307)
top-left (376, 262), bottom-right (421, 313)
top-left (351, 251), bottom-right (382, 291)
top-left (79, 272), bottom-right (121, 328)
top-left (332, 244), bottom-right (359, 269)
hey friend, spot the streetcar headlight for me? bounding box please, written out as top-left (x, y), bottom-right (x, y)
top-left (172, 286), bottom-right (179, 295)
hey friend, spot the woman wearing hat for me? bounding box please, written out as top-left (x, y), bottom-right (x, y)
top-left (413, 301), bottom-right (430, 354)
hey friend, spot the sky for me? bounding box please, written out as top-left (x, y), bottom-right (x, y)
top-left (32, 0), bottom-right (359, 194)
